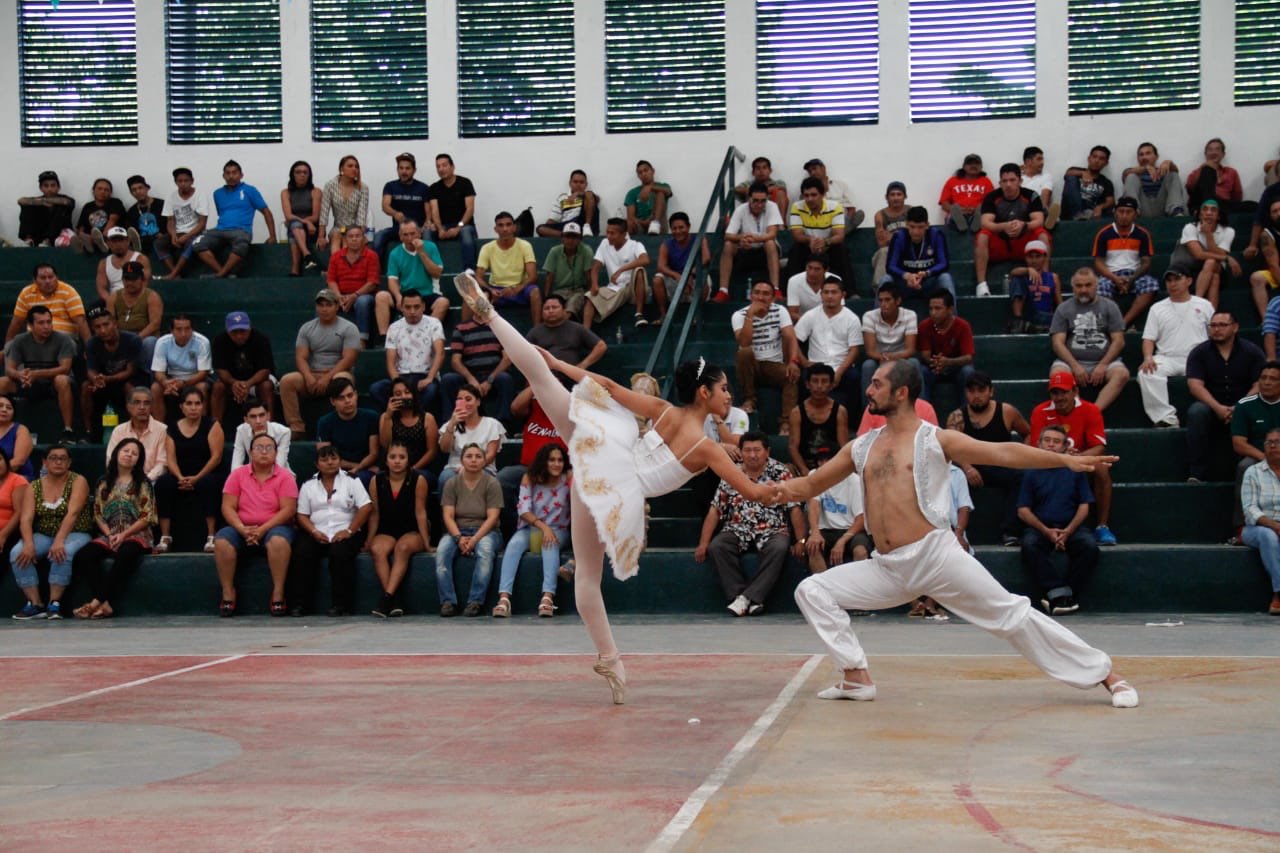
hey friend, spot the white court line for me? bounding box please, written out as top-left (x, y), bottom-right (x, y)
top-left (4, 651), bottom-right (1277, 660)
top-left (647, 653), bottom-right (824, 853)
top-left (0, 654), bottom-right (247, 722)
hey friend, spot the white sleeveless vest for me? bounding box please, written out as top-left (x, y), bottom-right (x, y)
top-left (850, 421), bottom-right (951, 532)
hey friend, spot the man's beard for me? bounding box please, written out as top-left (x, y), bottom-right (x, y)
top-left (968, 398), bottom-right (992, 413)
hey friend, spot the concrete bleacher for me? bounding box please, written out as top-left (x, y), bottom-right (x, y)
top-left (2, 212), bottom-right (1274, 617)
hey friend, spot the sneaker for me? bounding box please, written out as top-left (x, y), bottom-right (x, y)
top-left (303, 256), bottom-right (319, 272)
top-left (1049, 596), bottom-right (1079, 615)
top-left (154, 535), bottom-right (172, 554)
top-left (91, 227), bottom-right (108, 253)
top-left (949, 207), bottom-right (969, 233)
top-left (1095, 526), bottom-right (1117, 546)
top-left (127, 227), bottom-right (141, 252)
top-left (13, 601), bottom-right (46, 620)
top-left (60, 428), bottom-right (78, 444)
top-left (439, 602), bottom-right (457, 618)
top-left (1186, 476), bottom-right (1203, 484)
top-left (372, 593), bottom-right (393, 618)
top-left (747, 602), bottom-right (765, 616)
top-left (1169, 206), bottom-right (1187, 217)
top-left (712, 289), bottom-right (730, 304)
top-left (647, 221), bottom-right (661, 235)
top-left (46, 600), bottom-right (62, 620)
top-left (203, 536), bottom-right (216, 553)
top-left (849, 210), bottom-right (866, 230)
top-left (727, 594), bottom-right (749, 617)
top-left (633, 313), bottom-right (648, 327)
top-left (1154, 419), bottom-right (1179, 429)
top-left (462, 601), bottom-right (483, 617)
top-left (582, 225), bottom-right (594, 237)
top-left (1001, 534), bottom-right (1019, 547)
top-left (389, 602), bottom-right (405, 618)
top-left (1044, 202), bottom-right (1061, 231)
top-left (974, 281), bottom-right (992, 297)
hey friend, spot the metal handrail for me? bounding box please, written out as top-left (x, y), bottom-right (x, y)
top-left (643, 146), bottom-right (746, 398)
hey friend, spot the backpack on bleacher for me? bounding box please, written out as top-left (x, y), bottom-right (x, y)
top-left (515, 207), bottom-right (536, 238)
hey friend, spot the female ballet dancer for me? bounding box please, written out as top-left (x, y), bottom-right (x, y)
top-left (454, 272), bottom-right (775, 703)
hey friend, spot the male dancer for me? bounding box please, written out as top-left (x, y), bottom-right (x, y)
top-left (774, 360), bottom-right (1138, 708)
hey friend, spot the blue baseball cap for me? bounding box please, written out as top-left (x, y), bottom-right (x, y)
top-left (225, 311), bottom-right (251, 332)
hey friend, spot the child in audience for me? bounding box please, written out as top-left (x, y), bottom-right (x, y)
top-left (493, 444), bottom-right (571, 618)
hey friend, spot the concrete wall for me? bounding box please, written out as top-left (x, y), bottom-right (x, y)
top-left (1, 0), bottom-right (1276, 242)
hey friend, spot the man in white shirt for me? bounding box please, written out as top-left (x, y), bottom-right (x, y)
top-left (150, 313), bottom-right (212, 424)
top-left (231, 398), bottom-right (293, 471)
top-left (369, 288), bottom-right (445, 413)
top-left (584, 217), bottom-right (650, 330)
top-left (1020, 145), bottom-right (1057, 227)
top-left (732, 279), bottom-right (800, 434)
top-left (786, 257), bottom-right (837, 323)
top-left (161, 166), bottom-right (210, 280)
top-left (287, 445), bottom-right (373, 617)
top-left (860, 282), bottom-right (921, 396)
top-left (716, 182), bottom-right (782, 302)
top-left (1138, 265), bottom-right (1215, 427)
top-left (803, 158), bottom-right (863, 229)
top-left (795, 277), bottom-right (864, 410)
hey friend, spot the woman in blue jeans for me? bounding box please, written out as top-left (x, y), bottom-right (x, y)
top-left (435, 443), bottom-right (503, 617)
top-left (9, 444), bottom-right (93, 620)
top-left (493, 444), bottom-right (570, 618)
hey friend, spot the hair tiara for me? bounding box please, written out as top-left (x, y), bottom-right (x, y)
top-left (696, 357), bottom-right (705, 380)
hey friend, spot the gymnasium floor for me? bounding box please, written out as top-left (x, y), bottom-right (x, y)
top-left (2, 613), bottom-right (1277, 851)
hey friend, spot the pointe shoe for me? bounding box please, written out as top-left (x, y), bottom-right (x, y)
top-left (1106, 679), bottom-right (1139, 709)
top-left (816, 680), bottom-right (877, 701)
top-left (453, 270), bottom-right (493, 322)
top-left (593, 655), bottom-right (627, 705)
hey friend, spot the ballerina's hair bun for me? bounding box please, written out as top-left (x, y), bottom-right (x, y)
top-left (674, 357), bottom-right (725, 404)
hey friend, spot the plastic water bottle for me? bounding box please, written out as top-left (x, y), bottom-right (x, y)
top-left (615, 326), bottom-right (624, 345)
top-left (101, 404), bottom-right (119, 444)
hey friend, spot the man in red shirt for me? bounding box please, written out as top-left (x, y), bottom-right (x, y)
top-left (326, 227), bottom-right (381, 343)
top-left (1027, 372), bottom-right (1117, 545)
top-left (917, 291), bottom-right (974, 402)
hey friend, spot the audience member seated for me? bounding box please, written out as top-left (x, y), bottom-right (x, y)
top-left (325, 226), bottom-right (382, 343)
top-left (786, 176), bottom-right (854, 291)
top-left (0, 397), bottom-right (35, 479)
top-left (652, 211), bottom-right (708, 311)
top-left (786, 256), bottom-right (834, 322)
top-left (437, 384), bottom-right (504, 490)
top-left (1006, 240), bottom-right (1060, 333)
top-left (917, 291), bottom-right (975, 403)
top-left (1186, 311), bottom-right (1264, 484)
top-left (871, 181), bottom-right (909, 284)
top-left (1238, 426), bottom-right (1280, 615)
top-left (110, 262), bottom-right (162, 369)
top-left (70, 178), bottom-right (126, 255)
top-left (155, 387), bottom-right (224, 555)
top-left (371, 289), bottom-right (445, 413)
top-left (190, 160), bottom-right (277, 279)
top-left (1247, 179), bottom-right (1280, 266)
top-left (70, 438), bottom-right (157, 620)
top-left (1091, 196), bottom-right (1161, 329)
top-left (1050, 268), bottom-right (1130, 412)
top-left (82, 308), bottom-right (142, 438)
top-left (427, 153), bottom-right (478, 271)
top-left (974, 163), bottom-right (1049, 297)
top-left (437, 443), bottom-right (503, 617)
top-left (856, 395), bottom-right (937, 436)
top-left (6, 262), bottom-right (90, 344)
top-left (95, 226), bottom-right (150, 304)
top-left (160, 167), bottom-right (211, 279)
top-left (625, 159), bottom-right (673, 236)
top-left (694, 430), bottom-right (803, 617)
top-left (1138, 265), bottom-right (1214, 428)
top-left (1121, 142), bottom-right (1187, 218)
top-left (804, 461), bottom-right (869, 573)
top-left (1028, 372), bottom-right (1116, 546)
top-left (367, 443), bottom-right (430, 618)
top-left (883, 205), bottom-right (955, 308)
top-left (214, 432), bottom-right (297, 617)
top-left (378, 377), bottom-right (439, 487)
top-left (280, 289), bottom-right (360, 438)
top-left (375, 152), bottom-right (431, 260)
top-left (585, 217), bottom-right (652, 330)
top-left (1062, 146), bottom-right (1115, 221)
top-left (1172, 200), bottom-right (1240, 309)
top-left (0, 450), bottom-right (28, 603)
top-left (718, 181), bottom-right (783, 302)
top-left (385, 220), bottom-right (448, 324)
top-left (528, 294), bottom-right (606, 380)
top-left (938, 153), bottom-right (992, 233)
top-left (287, 445), bottom-right (373, 618)
top-left (496, 387), bottom-right (568, 532)
top-left (538, 169), bottom-right (599, 237)
top-left (210, 311), bottom-right (275, 422)
top-left (733, 279), bottom-right (800, 434)
top-left (443, 312), bottom-right (515, 423)
top-left (1186, 137), bottom-right (1243, 213)
top-left (106, 387), bottom-right (169, 482)
top-left (17, 170), bottom-right (74, 246)
top-left (493, 443), bottom-right (571, 618)
top-left (734, 156), bottom-right (789, 214)
top-left (475, 211), bottom-right (541, 324)
top-left (793, 278), bottom-right (862, 411)
top-left (787, 365), bottom-right (849, 476)
top-left (124, 174), bottom-right (168, 258)
top-left (802, 158), bottom-right (863, 229)
top-left (951, 371), bottom-right (1032, 546)
top-left (542, 223), bottom-right (593, 319)
top-left (860, 282), bottom-right (920, 398)
top-left (8, 444), bottom-right (91, 621)
top-left (281, 159), bottom-right (322, 275)
top-left (1017, 424), bottom-right (1099, 616)
top-left (150, 313), bottom-right (212, 425)
top-left (1231, 362), bottom-right (1280, 535)
top-left (1020, 146), bottom-right (1056, 225)
top-left (319, 155), bottom-right (369, 255)
top-left (231, 398), bottom-right (292, 472)
top-left (1248, 199), bottom-right (1280, 322)
top-left (316, 377), bottom-right (380, 488)
top-left (0, 305), bottom-right (76, 441)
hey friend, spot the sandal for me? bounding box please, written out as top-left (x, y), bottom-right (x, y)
top-left (492, 596), bottom-right (511, 618)
top-left (558, 559), bottom-right (576, 582)
top-left (219, 598), bottom-right (236, 618)
top-left (155, 536), bottom-right (172, 554)
top-left (73, 602), bottom-right (98, 619)
top-left (270, 600), bottom-right (287, 617)
top-left (90, 603), bottom-right (114, 619)
top-left (538, 593), bottom-right (556, 618)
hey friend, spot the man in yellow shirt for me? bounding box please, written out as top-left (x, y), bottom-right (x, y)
top-left (6, 262), bottom-right (90, 344)
top-left (475, 211), bottom-right (540, 324)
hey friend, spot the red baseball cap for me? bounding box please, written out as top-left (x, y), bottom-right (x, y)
top-left (1048, 372), bottom-right (1075, 391)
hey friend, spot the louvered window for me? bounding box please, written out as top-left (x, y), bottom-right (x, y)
top-left (1235, 0), bottom-right (1280, 106)
top-left (1068, 0), bottom-right (1199, 114)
